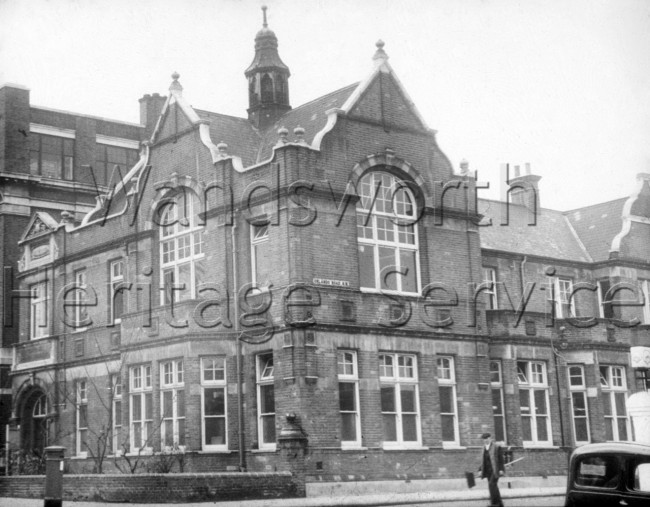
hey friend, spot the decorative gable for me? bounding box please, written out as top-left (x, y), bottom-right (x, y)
top-left (19, 212), bottom-right (59, 244)
top-left (347, 72), bottom-right (426, 132)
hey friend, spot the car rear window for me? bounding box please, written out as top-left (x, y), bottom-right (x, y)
top-left (575, 455), bottom-right (620, 488)
top-left (632, 461), bottom-right (650, 492)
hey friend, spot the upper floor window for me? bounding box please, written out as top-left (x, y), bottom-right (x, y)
top-left (357, 171), bottom-right (419, 294)
top-left (30, 133), bottom-right (74, 180)
top-left (95, 144), bottom-right (139, 186)
top-left (110, 259), bottom-right (125, 324)
top-left (482, 267), bottom-right (498, 310)
top-left (30, 281), bottom-right (49, 339)
top-left (159, 190), bottom-right (205, 304)
top-left (547, 277), bottom-right (575, 319)
top-left (641, 280), bottom-right (650, 325)
top-left (72, 269), bottom-right (88, 331)
top-left (251, 223), bottom-right (269, 286)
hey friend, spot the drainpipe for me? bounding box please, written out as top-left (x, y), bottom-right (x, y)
top-left (519, 256), bottom-right (527, 298)
top-left (232, 210), bottom-right (246, 471)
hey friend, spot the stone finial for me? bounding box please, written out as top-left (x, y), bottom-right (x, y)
top-left (293, 126), bottom-right (305, 144)
top-left (169, 71), bottom-right (183, 94)
top-left (61, 210), bottom-right (73, 224)
top-left (262, 5), bottom-right (268, 28)
top-left (373, 39), bottom-right (389, 62)
top-left (278, 126), bottom-right (289, 144)
top-left (217, 141), bottom-right (228, 156)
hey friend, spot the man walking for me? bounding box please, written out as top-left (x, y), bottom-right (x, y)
top-left (479, 432), bottom-right (505, 507)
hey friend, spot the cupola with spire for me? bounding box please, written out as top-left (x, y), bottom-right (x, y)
top-left (245, 6), bottom-right (291, 129)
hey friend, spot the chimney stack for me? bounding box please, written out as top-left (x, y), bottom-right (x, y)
top-left (139, 93), bottom-right (166, 140)
top-left (508, 162), bottom-right (541, 211)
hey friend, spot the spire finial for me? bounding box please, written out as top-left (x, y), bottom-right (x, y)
top-left (262, 5), bottom-right (268, 28)
top-left (169, 71), bottom-right (183, 94)
top-left (373, 40), bottom-right (389, 63)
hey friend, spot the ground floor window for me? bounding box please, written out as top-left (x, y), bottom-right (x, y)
top-left (600, 365), bottom-right (630, 441)
top-left (201, 357), bottom-right (227, 450)
top-left (379, 353), bottom-right (421, 447)
top-left (257, 353), bottom-right (276, 449)
top-left (338, 350), bottom-right (361, 447)
top-left (517, 361), bottom-right (552, 446)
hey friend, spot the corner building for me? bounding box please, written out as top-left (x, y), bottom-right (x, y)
top-left (7, 15), bottom-right (650, 481)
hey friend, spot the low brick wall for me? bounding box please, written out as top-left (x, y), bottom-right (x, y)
top-left (0, 472), bottom-right (298, 503)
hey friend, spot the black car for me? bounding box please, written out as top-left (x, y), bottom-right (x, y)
top-left (565, 442), bottom-right (650, 506)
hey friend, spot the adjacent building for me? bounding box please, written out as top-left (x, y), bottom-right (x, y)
top-left (3, 12), bottom-right (649, 480)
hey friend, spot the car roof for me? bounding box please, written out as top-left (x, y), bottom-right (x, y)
top-left (571, 442), bottom-right (650, 458)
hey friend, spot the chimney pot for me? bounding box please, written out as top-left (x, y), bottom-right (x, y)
top-left (514, 165), bottom-right (520, 177)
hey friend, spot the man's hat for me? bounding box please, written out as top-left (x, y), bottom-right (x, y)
top-left (481, 432), bottom-right (491, 439)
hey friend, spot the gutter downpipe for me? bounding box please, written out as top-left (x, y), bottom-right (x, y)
top-left (232, 210), bottom-right (246, 471)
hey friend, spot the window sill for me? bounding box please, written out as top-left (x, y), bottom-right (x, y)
top-left (441, 443), bottom-right (466, 450)
top-left (341, 445), bottom-right (366, 451)
top-left (382, 445), bottom-right (429, 451)
top-left (522, 443), bottom-right (558, 449)
top-left (252, 447), bottom-right (277, 453)
top-left (198, 449), bottom-right (232, 454)
top-left (360, 288), bottom-right (421, 298)
top-left (71, 453), bottom-right (88, 459)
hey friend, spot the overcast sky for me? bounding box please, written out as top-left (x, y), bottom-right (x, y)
top-left (1, 0), bottom-right (649, 211)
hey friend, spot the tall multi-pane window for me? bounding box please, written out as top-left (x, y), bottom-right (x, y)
top-left (30, 281), bottom-right (49, 339)
top-left (517, 361), bottom-right (552, 446)
top-left (94, 144), bottom-right (139, 186)
top-left (482, 268), bottom-right (498, 310)
top-left (161, 360), bottom-right (185, 448)
top-left (32, 394), bottom-right (48, 450)
top-left (600, 365), bottom-right (630, 441)
top-left (257, 353), bottom-right (276, 449)
top-left (76, 380), bottom-right (88, 456)
top-left (72, 269), bottom-right (88, 330)
top-left (379, 353), bottom-right (421, 447)
top-left (548, 277), bottom-right (575, 318)
top-left (159, 190), bottom-right (205, 304)
top-left (29, 133), bottom-right (74, 180)
top-left (251, 223), bottom-right (269, 286)
top-left (568, 365), bottom-right (590, 445)
top-left (337, 350), bottom-right (361, 447)
top-left (129, 364), bottom-right (153, 451)
top-left (110, 260), bottom-right (125, 324)
top-left (201, 357), bottom-right (227, 450)
top-left (111, 374), bottom-right (122, 454)
top-left (357, 172), bottom-right (419, 294)
top-left (490, 360), bottom-right (507, 443)
top-left (437, 356), bottom-right (459, 445)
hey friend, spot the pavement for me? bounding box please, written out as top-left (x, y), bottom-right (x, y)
top-left (0, 477), bottom-right (566, 507)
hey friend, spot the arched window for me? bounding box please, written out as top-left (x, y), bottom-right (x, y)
top-left (158, 189), bottom-right (205, 304)
top-left (356, 171), bottom-right (419, 294)
top-left (260, 74), bottom-right (274, 103)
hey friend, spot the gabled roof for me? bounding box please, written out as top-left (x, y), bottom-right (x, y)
top-left (478, 199), bottom-right (592, 262)
top-left (564, 198), bottom-right (627, 262)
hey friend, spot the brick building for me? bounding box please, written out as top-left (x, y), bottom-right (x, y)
top-left (4, 12), bottom-right (650, 481)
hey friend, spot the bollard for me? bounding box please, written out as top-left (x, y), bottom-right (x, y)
top-left (44, 446), bottom-right (65, 507)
